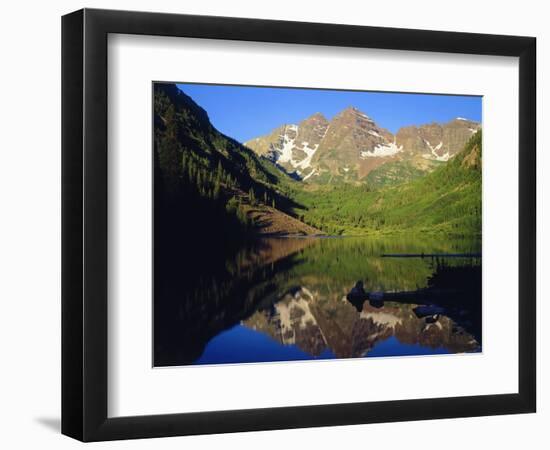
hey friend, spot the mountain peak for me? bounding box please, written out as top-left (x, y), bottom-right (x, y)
top-left (308, 112), bottom-right (328, 121)
top-left (451, 117), bottom-right (479, 125)
top-left (340, 105), bottom-right (359, 114)
top-left (337, 106), bottom-right (372, 121)
top-left (300, 112), bottom-right (329, 126)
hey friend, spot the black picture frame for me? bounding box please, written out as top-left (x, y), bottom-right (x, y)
top-left (62, 8), bottom-right (536, 442)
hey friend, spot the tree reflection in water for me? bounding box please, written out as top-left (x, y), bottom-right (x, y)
top-left (154, 236), bottom-right (481, 366)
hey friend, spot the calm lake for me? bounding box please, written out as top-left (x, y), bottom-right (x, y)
top-left (154, 235), bottom-right (481, 367)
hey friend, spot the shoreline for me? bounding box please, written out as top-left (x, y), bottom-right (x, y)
top-left (255, 231), bottom-right (482, 239)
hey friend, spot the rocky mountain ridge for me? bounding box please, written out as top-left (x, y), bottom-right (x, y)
top-left (245, 107), bottom-right (480, 185)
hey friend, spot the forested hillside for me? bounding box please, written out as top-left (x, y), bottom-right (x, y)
top-left (154, 83), bottom-right (318, 243)
top-left (290, 131), bottom-right (482, 235)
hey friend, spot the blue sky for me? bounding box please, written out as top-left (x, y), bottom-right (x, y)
top-left (177, 83), bottom-right (482, 143)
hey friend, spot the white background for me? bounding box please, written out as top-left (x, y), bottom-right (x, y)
top-left (109, 35), bottom-right (518, 417)
top-left (0, 0), bottom-right (547, 448)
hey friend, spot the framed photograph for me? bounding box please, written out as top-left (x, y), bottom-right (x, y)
top-left (62, 8), bottom-right (536, 441)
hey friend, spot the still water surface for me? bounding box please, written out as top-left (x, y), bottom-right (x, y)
top-left (154, 236), bottom-right (481, 366)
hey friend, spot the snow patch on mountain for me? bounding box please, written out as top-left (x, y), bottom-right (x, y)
top-left (368, 130), bottom-right (382, 138)
top-left (302, 169), bottom-right (317, 181)
top-left (422, 139), bottom-right (451, 162)
top-left (357, 112), bottom-right (373, 121)
top-left (268, 124), bottom-right (322, 177)
top-left (294, 142), bottom-right (319, 170)
top-left (360, 140), bottom-right (403, 158)
top-left (276, 131), bottom-right (297, 164)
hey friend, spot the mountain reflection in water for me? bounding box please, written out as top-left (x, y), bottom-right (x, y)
top-left (154, 236), bottom-right (481, 366)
